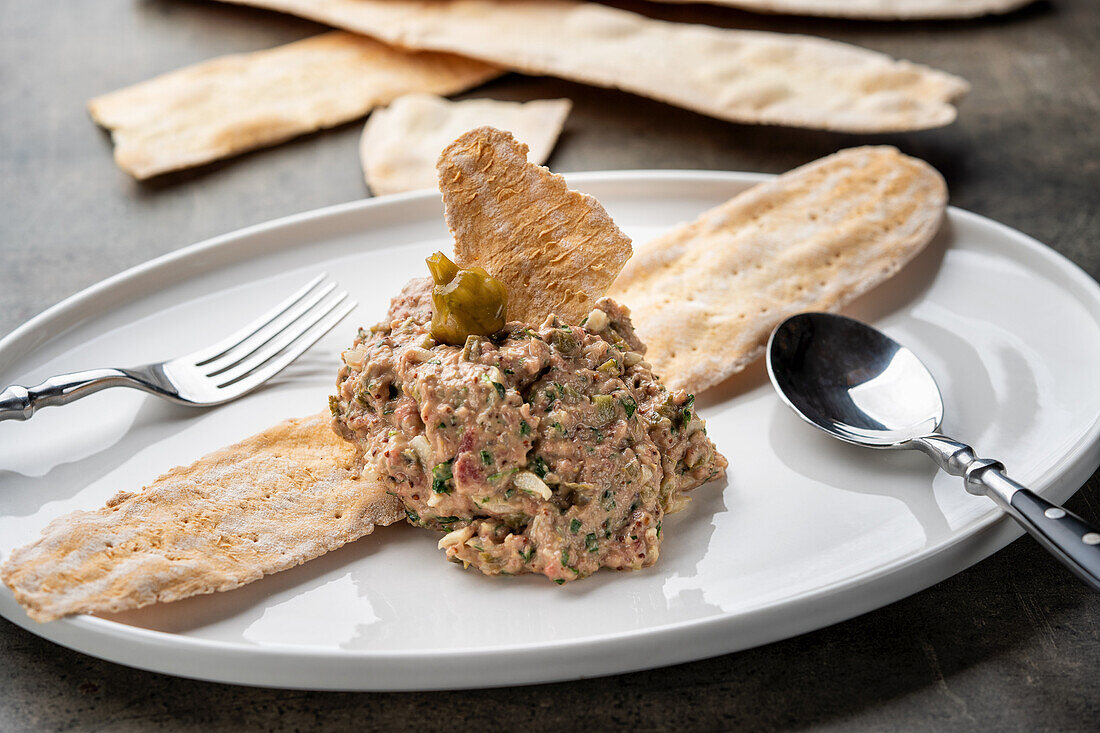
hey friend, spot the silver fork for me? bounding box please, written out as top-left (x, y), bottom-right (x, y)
top-left (0, 274), bottom-right (356, 422)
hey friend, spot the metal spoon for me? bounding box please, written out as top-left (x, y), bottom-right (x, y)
top-left (766, 312), bottom-right (1100, 590)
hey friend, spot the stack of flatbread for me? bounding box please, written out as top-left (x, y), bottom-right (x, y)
top-left (89, 0), bottom-right (974, 179)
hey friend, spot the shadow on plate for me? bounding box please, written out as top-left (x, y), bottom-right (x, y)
top-left (698, 211), bottom-right (951, 406)
top-left (768, 400), bottom-right (956, 545)
top-left (97, 522), bottom-right (410, 635)
top-left (0, 355), bottom-right (335, 518)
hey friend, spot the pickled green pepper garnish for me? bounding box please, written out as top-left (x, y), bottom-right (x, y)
top-left (426, 251), bottom-right (507, 345)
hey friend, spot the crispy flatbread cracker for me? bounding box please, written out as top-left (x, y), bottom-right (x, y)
top-left (437, 127), bottom-right (631, 324)
top-left (643, 0), bottom-right (1033, 19)
top-left (217, 0), bottom-right (968, 132)
top-left (608, 146), bottom-right (946, 394)
top-left (361, 94), bottom-right (571, 196)
top-left (1, 413), bottom-right (403, 622)
top-left (88, 31), bottom-right (501, 179)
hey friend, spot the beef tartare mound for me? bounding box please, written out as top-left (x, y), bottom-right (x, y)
top-left (332, 277), bottom-right (726, 583)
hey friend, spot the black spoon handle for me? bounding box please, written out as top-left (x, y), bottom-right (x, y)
top-left (913, 434), bottom-right (1100, 591)
top-left (983, 469), bottom-right (1100, 591)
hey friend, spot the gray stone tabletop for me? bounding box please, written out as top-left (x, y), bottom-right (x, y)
top-left (2, 1), bottom-right (1098, 730)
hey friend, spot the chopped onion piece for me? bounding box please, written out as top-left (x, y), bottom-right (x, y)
top-left (342, 348), bottom-right (366, 369)
top-left (409, 434), bottom-right (433, 467)
top-left (405, 346), bottom-right (433, 364)
top-left (584, 308), bottom-right (609, 332)
top-left (438, 525), bottom-right (475, 549)
top-left (514, 471), bottom-right (552, 500)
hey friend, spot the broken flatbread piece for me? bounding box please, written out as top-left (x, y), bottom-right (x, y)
top-left (217, 0), bottom-right (968, 132)
top-left (1, 413), bottom-right (403, 622)
top-left (88, 31), bottom-right (501, 179)
top-left (360, 94), bottom-right (571, 196)
top-left (438, 126), bottom-right (632, 324)
top-left (608, 146), bottom-right (946, 395)
top-left (643, 0), bottom-right (1034, 20)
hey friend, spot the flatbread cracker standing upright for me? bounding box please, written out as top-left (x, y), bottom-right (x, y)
top-left (1, 413), bottom-right (403, 622)
top-left (609, 146), bottom-right (947, 395)
top-left (360, 94), bottom-right (571, 195)
top-left (437, 126), bottom-right (632, 324)
top-left (88, 31), bottom-right (502, 179)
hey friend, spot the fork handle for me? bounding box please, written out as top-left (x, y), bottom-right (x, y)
top-left (0, 369), bottom-right (137, 421)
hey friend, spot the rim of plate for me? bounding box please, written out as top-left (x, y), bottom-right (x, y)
top-left (3, 170), bottom-right (1100, 675)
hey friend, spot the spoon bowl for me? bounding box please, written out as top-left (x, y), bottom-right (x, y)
top-left (766, 312), bottom-right (943, 448)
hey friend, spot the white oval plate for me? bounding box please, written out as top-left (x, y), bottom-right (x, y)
top-left (2, 172), bottom-right (1099, 691)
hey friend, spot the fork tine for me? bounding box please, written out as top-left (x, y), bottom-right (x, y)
top-left (202, 281), bottom-right (338, 376)
top-left (213, 293), bottom-right (352, 388)
top-left (185, 273), bottom-right (329, 367)
top-left (215, 299), bottom-right (357, 396)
